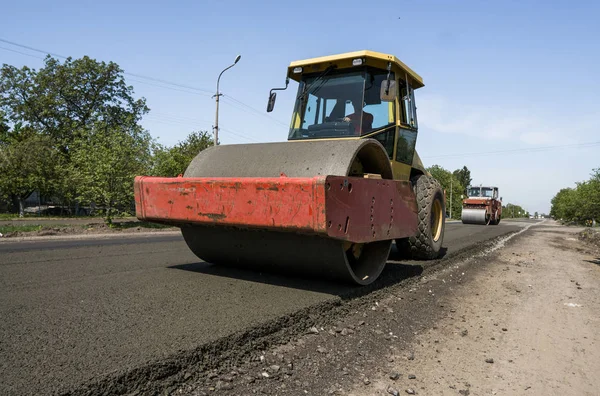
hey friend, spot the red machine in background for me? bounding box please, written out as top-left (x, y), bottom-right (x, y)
top-left (461, 185), bottom-right (502, 225)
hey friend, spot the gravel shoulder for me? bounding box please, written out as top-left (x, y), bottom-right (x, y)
top-left (170, 220), bottom-right (600, 396)
top-left (358, 221), bottom-right (600, 396)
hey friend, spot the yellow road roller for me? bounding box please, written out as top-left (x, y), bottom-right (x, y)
top-left (134, 50), bottom-right (445, 285)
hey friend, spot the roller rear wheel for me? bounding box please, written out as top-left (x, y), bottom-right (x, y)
top-left (490, 210), bottom-right (501, 225)
top-left (400, 175), bottom-right (445, 259)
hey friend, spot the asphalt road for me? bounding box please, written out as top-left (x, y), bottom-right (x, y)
top-left (0, 221), bottom-right (529, 395)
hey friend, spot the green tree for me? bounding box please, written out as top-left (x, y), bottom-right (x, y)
top-left (1, 56), bottom-right (152, 219)
top-left (452, 166), bottom-right (472, 195)
top-left (550, 188), bottom-right (577, 220)
top-left (0, 56), bottom-right (149, 155)
top-left (502, 203), bottom-right (529, 218)
top-left (0, 110), bottom-right (9, 137)
top-left (70, 124), bottom-right (153, 224)
top-left (427, 165), bottom-right (464, 219)
top-left (573, 171), bottom-right (600, 223)
top-left (151, 131), bottom-right (213, 177)
top-left (550, 169), bottom-right (600, 224)
top-left (0, 126), bottom-right (61, 216)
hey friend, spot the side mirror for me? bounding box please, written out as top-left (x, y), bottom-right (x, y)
top-left (380, 80), bottom-right (396, 102)
top-left (267, 92), bottom-right (277, 112)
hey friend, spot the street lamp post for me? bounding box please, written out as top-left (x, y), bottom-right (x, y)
top-left (213, 54), bottom-right (241, 146)
top-left (449, 178), bottom-right (453, 219)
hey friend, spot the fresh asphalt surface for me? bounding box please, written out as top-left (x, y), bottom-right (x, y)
top-left (0, 221), bottom-right (530, 395)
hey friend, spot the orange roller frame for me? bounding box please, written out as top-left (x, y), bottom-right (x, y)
top-left (134, 175), bottom-right (418, 244)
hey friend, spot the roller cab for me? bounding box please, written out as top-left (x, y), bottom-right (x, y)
top-left (270, 50), bottom-right (426, 182)
top-left (135, 51), bottom-right (446, 285)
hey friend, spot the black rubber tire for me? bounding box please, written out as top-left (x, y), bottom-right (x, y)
top-left (401, 174), bottom-right (446, 259)
top-left (490, 210), bottom-right (500, 225)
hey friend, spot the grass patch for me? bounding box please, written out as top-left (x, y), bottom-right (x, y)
top-left (0, 213), bottom-right (106, 220)
top-left (0, 212), bottom-right (138, 221)
top-left (0, 213), bottom-right (26, 220)
top-left (0, 220), bottom-right (174, 235)
top-left (0, 224), bottom-right (44, 233)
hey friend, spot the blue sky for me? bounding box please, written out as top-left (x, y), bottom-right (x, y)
top-left (1, 0), bottom-right (598, 214)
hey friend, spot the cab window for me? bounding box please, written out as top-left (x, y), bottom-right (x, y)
top-left (302, 94), bottom-right (319, 129)
top-left (371, 128), bottom-right (395, 159)
top-left (400, 83), bottom-right (417, 129)
top-left (395, 129), bottom-right (417, 165)
top-left (363, 71), bottom-right (396, 131)
top-left (468, 187), bottom-right (481, 197)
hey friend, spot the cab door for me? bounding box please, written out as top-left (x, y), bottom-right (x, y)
top-left (391, 80), bottom-right (418, 181)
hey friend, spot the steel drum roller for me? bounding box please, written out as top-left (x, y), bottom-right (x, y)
top-left (461, 208), bottom-right (490, 225)
top-left (181, 139), bottom-right (394, 285)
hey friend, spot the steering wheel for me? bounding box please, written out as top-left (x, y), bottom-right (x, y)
top-left (324, 116), bottom-right (348, 122)
top-left (334, 117), bottom-right (351, 123)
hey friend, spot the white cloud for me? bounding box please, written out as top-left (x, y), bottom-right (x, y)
top-left (519, 132), bottom-right (556, 145)
top-left (416, 95), bottom-right (600, 213)
top-left (416, 94), bottom-right (589, 145)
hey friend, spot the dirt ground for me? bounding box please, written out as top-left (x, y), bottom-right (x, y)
top-left (172, 221), bottom-right (600, 396)
top-left (358, 222), bottom-right (600, 396)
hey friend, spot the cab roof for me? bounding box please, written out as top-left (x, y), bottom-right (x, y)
top-left (288, 50), bottom-right (424, 89)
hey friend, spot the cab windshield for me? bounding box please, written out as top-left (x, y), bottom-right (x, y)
top-left (468, 187), bottom-right (481, 197)
top-left (482, 188), bottom-right (494, 198)
top-left (469, 187), bottom-right (494, 198)
top-left (288, 68), bottom-right (395, 140)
